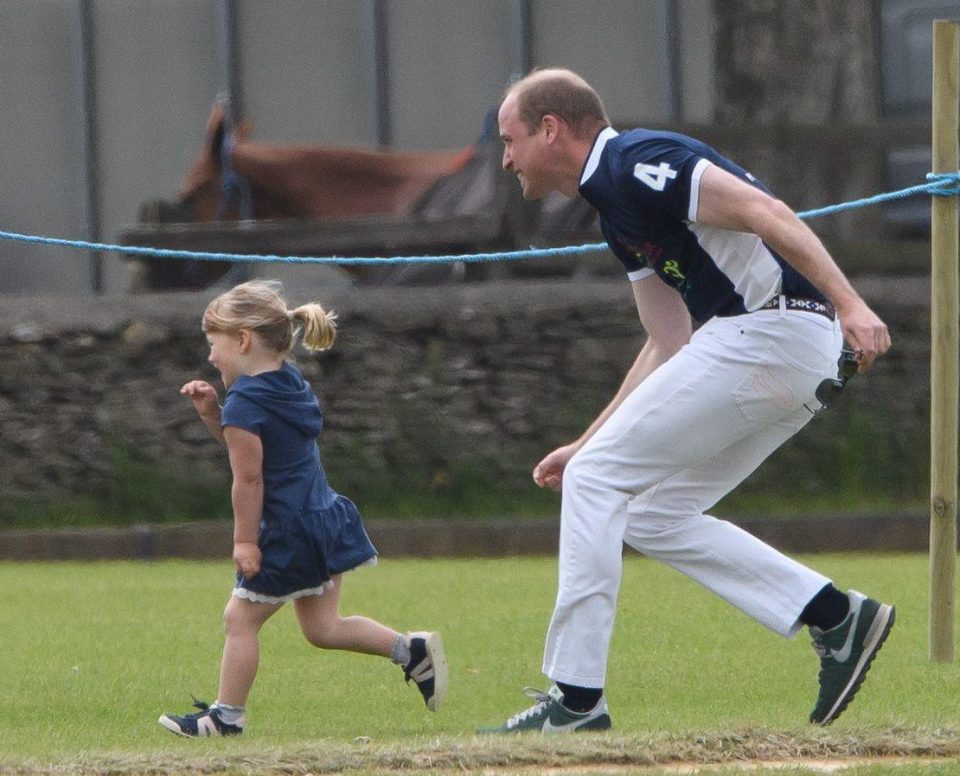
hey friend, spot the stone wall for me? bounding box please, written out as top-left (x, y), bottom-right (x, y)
top-left (0, 276), bottom-right (931, 514)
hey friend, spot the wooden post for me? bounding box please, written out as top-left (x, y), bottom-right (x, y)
top-left (930, 19), bottom-right (959, 663)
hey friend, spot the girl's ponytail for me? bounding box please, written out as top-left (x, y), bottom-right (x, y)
top-left (290, 303), bottom-right (337, 352)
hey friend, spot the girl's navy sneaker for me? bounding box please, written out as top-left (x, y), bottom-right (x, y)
top-left (403, 631), bottom-right (448, 711)
top-left (159, 698), bottom-right (244, 737)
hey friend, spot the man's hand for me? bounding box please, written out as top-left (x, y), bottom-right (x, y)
top-left (835, 300), bottom-right (891, 372)
top-left (533, 443), bottom-right (579, 491)
top-left (233, 541), bottom-right (262, 579)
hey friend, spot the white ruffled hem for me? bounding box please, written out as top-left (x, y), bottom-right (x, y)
top-left (231, 557), bottom-right (377, 605)
top-left (232, 581), bottom-right (333, 604)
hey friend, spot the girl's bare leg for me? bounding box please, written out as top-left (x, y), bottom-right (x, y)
top-left (294, 575), bottom-right (398, 655)
top-left (217, 596), bottom-right (282, 707)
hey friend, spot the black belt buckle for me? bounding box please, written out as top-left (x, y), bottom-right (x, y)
top-left (815, 348), bottom-right (859, 407)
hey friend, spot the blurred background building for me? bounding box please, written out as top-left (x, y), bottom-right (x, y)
top-left (0, 0), bottom-right (955, 295)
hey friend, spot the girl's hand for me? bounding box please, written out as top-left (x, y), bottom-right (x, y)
top-left (233, 542), bottom-right (262, 578)
top-left (180, 380), bottom-right (220, 419)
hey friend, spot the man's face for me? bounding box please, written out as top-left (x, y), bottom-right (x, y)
top-left (498, 93), bottom-right (552, 200)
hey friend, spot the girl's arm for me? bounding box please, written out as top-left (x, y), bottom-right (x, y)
top-left (223, 426), bottom-right (264, 578)
top-left (180, 380), bottom-right (225, 443)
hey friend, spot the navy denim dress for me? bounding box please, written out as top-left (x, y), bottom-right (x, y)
top-left (221, 361), bottom-right (377, 602)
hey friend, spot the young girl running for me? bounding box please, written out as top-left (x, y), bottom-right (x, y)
top-left (159, 280), bottom-right (447, 737)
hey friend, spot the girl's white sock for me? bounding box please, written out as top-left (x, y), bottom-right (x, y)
top-left (212, 701), bottom-right (246, 726)
top-left (390, 633), bottom-right (411, 666)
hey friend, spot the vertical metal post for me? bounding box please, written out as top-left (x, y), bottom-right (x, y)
top-left (512, 0), bottom-right (533, 79)
top-left (929, 18), bottom-right (959, 663)
top-left (363, 0), bottom-right (392, 147)
top-left (77, 0), bottom-right (103, 294)
top-left (217, 0), bottom-right (243, 122)
top-left (664, 0), bottom-right (684, 122)
top-left (216, 0), bottom-right (250, 282)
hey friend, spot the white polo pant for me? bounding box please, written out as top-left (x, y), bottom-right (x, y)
top-left (543, 309), bottom-right (844, 688)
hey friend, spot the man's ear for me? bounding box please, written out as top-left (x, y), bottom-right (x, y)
top-left (541, 114), bottom-right (561, 143)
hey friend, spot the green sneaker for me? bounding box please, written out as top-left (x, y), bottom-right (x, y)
top-left (478, 686), bottom-right (612, 734)
top-left (809, 590), bottom-right (895, 725)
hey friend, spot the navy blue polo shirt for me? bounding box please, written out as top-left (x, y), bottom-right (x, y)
top-left (578, 127), bottom-right (825, 323)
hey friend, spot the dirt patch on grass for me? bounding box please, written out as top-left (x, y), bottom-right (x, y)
top-left (3, 727), bottom-right (958, 775)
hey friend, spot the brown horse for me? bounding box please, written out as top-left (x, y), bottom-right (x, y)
top-left (177, 102), bottom-right (475, 221)
top-left (132, 102), bottom-right (476, 288)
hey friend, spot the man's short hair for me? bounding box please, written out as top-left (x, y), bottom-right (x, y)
top-left (506, 68), bottom-right (609, 138)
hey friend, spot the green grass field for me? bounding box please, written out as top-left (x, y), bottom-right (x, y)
top-left (1, 553), bottom-right (958, 774)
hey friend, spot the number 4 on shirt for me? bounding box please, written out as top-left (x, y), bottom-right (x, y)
top-left (633, 162), bottom-right (677, 192)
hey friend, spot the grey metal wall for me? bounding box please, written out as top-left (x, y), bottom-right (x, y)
top-left (0, 0), bottom-right (716, 295)
top-left (1, 1), bottom-right (90, 294)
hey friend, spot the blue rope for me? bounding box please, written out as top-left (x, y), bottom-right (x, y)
top-left (926, 171), bottom-right (960, 196)
top-left (1, 172), bottom-right (958, 267)
top-left (0, 229), bottom-right (604, 265)
top-left (795, 172), bottom-right (960, 219)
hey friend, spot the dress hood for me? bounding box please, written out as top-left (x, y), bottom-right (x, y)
top-left (227, 361), bottom-right (323, 438)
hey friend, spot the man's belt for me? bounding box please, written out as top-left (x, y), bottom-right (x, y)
top-left (757, 295), bottom-right (836, 321)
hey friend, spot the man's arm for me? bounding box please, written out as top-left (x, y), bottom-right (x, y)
top-left (533, 274), bottom-right (691, 490)
top-left (695, 164), bottom-right (890, 370)
top-left (578, 275), bottom-right (691, 443)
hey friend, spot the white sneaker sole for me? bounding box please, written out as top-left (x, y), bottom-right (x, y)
top-left (422, 631), bottom-right (448, 712)
top-left (158, 714), bottom-right (194, 737)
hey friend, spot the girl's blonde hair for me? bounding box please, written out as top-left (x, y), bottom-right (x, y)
top-left (202, 280), bottom-right (337, 353)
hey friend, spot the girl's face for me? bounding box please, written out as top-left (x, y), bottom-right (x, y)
top-left (206, 330), bottom-right (245, 388)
